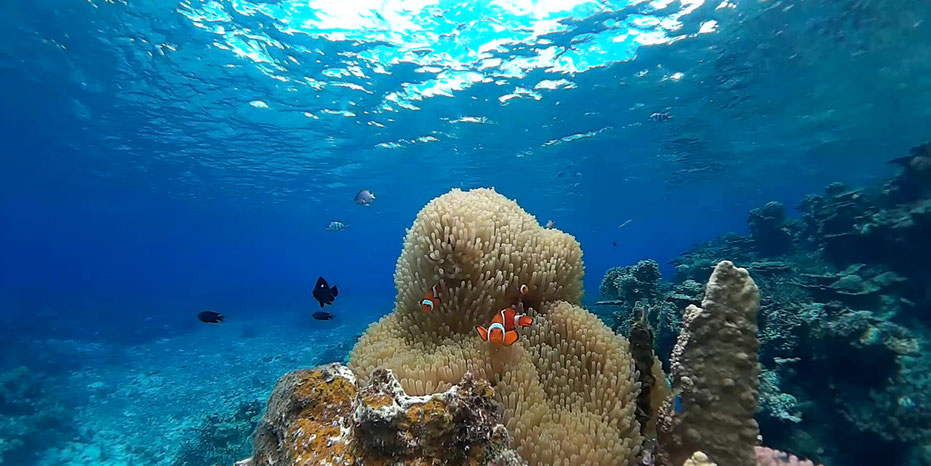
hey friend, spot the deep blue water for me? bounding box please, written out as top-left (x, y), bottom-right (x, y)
top-left (1, 0), bottom-right (930, 464)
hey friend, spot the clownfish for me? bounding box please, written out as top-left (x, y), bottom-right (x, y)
top-left (421, 282), bottom-right (444, 313)
top-left (476, 306), bottom-right (534, 346)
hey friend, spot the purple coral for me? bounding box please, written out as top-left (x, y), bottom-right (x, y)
top-left (755, 446), bottom-right (821, 466)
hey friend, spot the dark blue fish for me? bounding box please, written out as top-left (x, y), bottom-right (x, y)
top-left (312, 311), bottom-right (334, 321)
top-left (312, 276), bottom-right (338, 308)
top-left (673, 394), bottom-right (683, 414)
top-left (197, 311), bottom-right (224, 324)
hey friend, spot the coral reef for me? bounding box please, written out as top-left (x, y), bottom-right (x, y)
top-left (657, 261), bottom-right (761, 466)
top-left (349, 188), bottom-right (642, 465)
top-left (0, 366), bottom-right (74, 464)
top-left (603, 142), bottom-right (931, 466)
top-left (599, 260), bottom-right (663, 310)
top-left (232, 187), bottom-right (843, 466)
top-left (246, 363), bottom-right (522, 465)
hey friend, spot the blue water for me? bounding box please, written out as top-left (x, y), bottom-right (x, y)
top-left (1, 0), bottom-right (929, 464)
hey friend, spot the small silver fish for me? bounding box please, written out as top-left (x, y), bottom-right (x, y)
top-left (545, 220), bottom-right (555, 229)
top-left (354, 189), bottom-right (375, 206)
top-left (326, 221), bottom-right (348, 232)
top-left (618, 219), bottom-right (633, 229)
top-left (649, 112), bottom-right (672, 122)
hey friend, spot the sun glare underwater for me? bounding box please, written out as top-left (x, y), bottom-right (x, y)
top-left (1, 0), bottom-right (931, 465)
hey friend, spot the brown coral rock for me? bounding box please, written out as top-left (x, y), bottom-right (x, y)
top-left (247, 363), bottom-right (523, 466)
top-left (657, 261), bottom-right (761, 466)
top-left (251, 364), bottom-right (358, 465)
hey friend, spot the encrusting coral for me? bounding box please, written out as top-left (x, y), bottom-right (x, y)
top-left (349, 188), bottom-right (642, 465)
top-left (246, 363), bottom-right (522, 465)
top-left (657, 261), bottom-right (761, 466)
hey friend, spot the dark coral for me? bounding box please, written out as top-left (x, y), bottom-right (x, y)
top-left (600, 142), bottom-right (931, 466)
top-left (749, 201), bottom-right (795, 255)
top-left (628, 308), bottom-right (658, 439)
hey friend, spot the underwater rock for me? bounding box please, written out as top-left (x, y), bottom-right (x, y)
top-left (748, 202), bottom-right (795, 255)
top-left (657, 261), bottom-right (761, 466)
top-left (882, 142), bottom-right (931, 205)
top-left (246, 363), bottom-right (523, 466)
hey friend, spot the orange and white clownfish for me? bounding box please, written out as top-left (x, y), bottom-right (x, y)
top-left (476, 306), bottom-right (534, 346)
top-left (421, 282), bottom-right (445, 313)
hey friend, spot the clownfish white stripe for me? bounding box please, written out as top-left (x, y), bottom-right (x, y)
top-left (422, 299), bottom-right (434, 310)
top-left (489, 322), bottom-right (505, 333)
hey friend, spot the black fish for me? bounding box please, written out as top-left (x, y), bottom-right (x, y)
top-left (313, 311), bottom-right (334, 321)
top-left (612, 241), bottom-right (617, 247)
top-left (197, 311), bottom-right (224, 324)
top-left (312, 276), bottom-right (338, 308)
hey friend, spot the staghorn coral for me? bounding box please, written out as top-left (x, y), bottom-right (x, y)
top-left (657, 261), bottom-right (761, 466)
top-left (247, 363), bottom-right (522, 465)
top-left (349, 188), bottom-right (642, 465)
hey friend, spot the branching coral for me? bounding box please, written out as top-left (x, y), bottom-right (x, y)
top-left (349, 188), bottom-right (642, 465)
top-left (657, 261), bottom-right (761, 466)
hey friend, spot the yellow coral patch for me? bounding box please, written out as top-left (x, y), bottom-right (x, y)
top-left (287, 419), bottom-right (354, 465)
